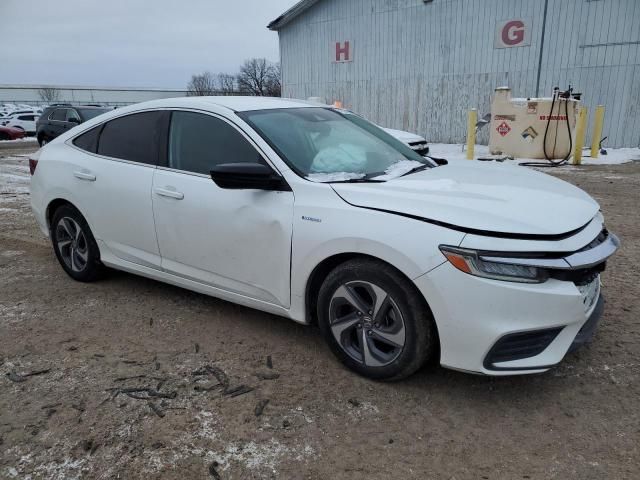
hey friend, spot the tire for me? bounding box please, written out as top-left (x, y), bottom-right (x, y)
top-left (0, 132), bottom-right (8, 141)
top-left (51, 205), bottom-right (104, 282)
top-left (37, 134), bottom-right (47, 146)
top-left (317, 258), bottom-right (437, 381)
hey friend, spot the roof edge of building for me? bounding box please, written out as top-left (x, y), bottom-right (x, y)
top-left (0, 84), bottom-right (187, 93)
top-left (267, 0), bottom-right (322, 30)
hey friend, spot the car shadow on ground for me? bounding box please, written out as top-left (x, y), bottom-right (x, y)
top-left (99, 266), bottom-right (590, 399)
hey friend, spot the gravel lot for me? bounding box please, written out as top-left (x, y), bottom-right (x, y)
top-left (1, 141), bottom-right (639, 479)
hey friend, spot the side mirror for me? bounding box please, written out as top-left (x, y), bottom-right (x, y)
top-left (427, 156), bottom-right (448, 166)
top-left (210, 163), bottom-right (290, 191)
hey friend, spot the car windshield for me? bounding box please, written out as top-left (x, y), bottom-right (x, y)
top-left (240, 108), bottom-right (433, 182)
top-left (78, 108), bottom-right (109, 121)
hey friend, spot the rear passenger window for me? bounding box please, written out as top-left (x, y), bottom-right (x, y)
top-left (73, 126), bottom-right (101, 153)
top-left (97, 112), bottom-right (164, 165)
top-left (168, 111), bottom-right (262, 175)
top-left (50, 109), bottom-right (66, 121)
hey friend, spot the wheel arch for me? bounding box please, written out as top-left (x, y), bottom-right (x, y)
top-left (305, 252), bottom-right (441, 364)
top-left (46, 198), bottom-right (79, 232)
top-left (305, 253), bottom-right (435, 322)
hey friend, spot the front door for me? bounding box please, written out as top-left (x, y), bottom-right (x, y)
top-left (152, 110), bottom-right (294, 307)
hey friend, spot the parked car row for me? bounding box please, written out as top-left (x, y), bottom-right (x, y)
top-left (0, 111), bottom-right (40, 136)
top-left (36, 105), bottom-right (110, 146)
top-left (0, 103), bottom-right (111, 142)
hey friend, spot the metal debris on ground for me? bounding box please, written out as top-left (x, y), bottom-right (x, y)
top-left (255, 399), bottom-right (270, 417)
top-left (6, 369), bottom-right (51, 383)
top-left (193, 365), bottom-right (229, 391)
top-left (255, 371), bottom-right (280, 380)
top-left (224, 384), bottom-right (254, 398)
top-left (149, 402), bottom-right (165, 418)
top-left (208, 461), bottom-right (221, 479)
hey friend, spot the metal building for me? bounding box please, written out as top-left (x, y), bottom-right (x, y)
top-left (269, 0), bottom-right (640, 147)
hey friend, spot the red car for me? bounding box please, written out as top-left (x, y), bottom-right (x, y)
top-left (0, 125), bottom-right (26, 141)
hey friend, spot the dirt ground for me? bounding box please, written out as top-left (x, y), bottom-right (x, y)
top-left (1, 141), bottom-right (639, 479)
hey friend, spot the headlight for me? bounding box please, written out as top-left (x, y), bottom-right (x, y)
top-left (439, 245), bottom-right (548, 283)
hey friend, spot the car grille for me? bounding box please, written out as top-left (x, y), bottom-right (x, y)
top-left (577, 275), bottom-right (600, 314)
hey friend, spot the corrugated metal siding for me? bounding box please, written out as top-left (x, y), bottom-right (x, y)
top-left (279, 0), bottom-right (640, 147)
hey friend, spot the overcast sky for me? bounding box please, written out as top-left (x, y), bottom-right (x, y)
top-left (0, 0), bottom-right (296, 89)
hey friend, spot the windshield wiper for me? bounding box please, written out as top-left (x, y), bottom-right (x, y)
top-left (329, 177), bottom-right (386, 184)
top-left (400, 164), bottom-right (431, 177)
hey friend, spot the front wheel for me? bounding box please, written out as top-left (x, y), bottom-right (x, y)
top-left (317, 258), bottom-right (438, 380)
top-left (51, 205), bottom-right (104, 282)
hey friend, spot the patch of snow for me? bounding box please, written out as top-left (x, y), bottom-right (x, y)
top-left (1, 250), bottom-right (24, 257)
top-left (30, 457), bottom-right (87, 480)
top-left (5, 467), bottom-right (19, 478)
top-left (306, 172), bottom-right (365, 183)
top-left (428, 143), bottom-right (640, 167)
top-left (581, 147), bottom-right (640, 165)
top-left (194, 410), bottom-right (218, 440)
top-left (372, 160), bottom-right (424, 180)
top-left (0, 137), bottom-right (37, 143)
top-left (213, 439), bottom-right (314, 474)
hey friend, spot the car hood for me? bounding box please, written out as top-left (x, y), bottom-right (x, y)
top-left (331, 161), bottom-right (600, 236)
top-left (381, 127), bottom-right (426, 144)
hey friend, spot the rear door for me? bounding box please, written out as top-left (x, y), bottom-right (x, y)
top-left (69, 111), bottom-right (168, 268)
top-left (151, 110), bottom-right (294, 307)
top-left (48, 108), bottom-right (67, 138)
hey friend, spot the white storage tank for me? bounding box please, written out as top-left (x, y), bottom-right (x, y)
top-left (489, 87), bottom-right (579, 159)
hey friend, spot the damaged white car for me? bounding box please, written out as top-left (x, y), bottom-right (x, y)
top-left (30, 97), bottom-right (619, 380)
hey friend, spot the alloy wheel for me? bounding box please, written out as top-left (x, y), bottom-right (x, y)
top-left (55, 217), bottom-right (89, 272)
top-left (329, 281), bottom-right (406, 367)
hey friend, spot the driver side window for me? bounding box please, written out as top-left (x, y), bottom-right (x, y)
top-left (168, 111), bottom-right (263, 175)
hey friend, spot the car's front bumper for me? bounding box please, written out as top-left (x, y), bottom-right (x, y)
top-left (415, 261), bottom-right (597, 375)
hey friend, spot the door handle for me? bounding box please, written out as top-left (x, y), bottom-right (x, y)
top-left (73, 171), bottom-right (96, 181)
top-left (154, 187), bottom-right (184, 200)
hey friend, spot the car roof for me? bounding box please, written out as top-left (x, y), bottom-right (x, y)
top-left (123, 96), bottom-right (323, 113)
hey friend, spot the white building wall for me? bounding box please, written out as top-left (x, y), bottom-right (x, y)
top-left (278, 0), bottom-right (640, 147)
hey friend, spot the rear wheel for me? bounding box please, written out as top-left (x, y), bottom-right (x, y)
top-left (37, 134), bottom-right (48, 146)
top-left (0, 132), bottom-right (9, 141)
top-left (317, 258), bottom-right (437, 380)
top-left (51, 205), bottom-right (104, 282)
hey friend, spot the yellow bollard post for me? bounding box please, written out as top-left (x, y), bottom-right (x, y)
top-left (590, 105), bottom-right (605, 159)
top-left (466, 109), bottom-right (477, 160)
top-left (573, 106), bottom-right (588, 165)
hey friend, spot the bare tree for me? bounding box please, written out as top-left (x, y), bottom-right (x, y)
top-left (187, 72), bottom-right (217, 96)
top-left (38, 87), bottom-right (61, 103)
top-left (237, 58), bottom-right (280, 96)
top-left (265, 63), bottom-right (281, 97)
top-left (216, 73), bottom-right (236, 95)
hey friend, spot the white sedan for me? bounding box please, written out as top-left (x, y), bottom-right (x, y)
top-left (29, 97), bottom-right (618, 380)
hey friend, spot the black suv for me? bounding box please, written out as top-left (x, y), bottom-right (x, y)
top-left (36, 105), bottom-right (110, 146)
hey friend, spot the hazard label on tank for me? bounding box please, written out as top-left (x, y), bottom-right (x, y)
top-left (496, 121), bottom-right (511, 136)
